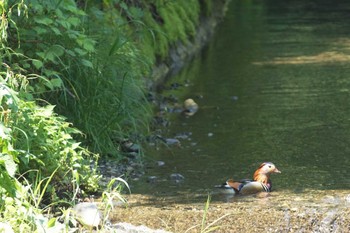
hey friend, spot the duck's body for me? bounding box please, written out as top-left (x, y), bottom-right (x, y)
top-left (216, 162), bottom-right (281, 195)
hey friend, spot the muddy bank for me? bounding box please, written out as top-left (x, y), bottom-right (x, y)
top-left (111, 190), bottom-right (350, 232)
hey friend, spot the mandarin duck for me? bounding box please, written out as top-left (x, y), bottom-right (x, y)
top-left (216, 162), bottom-right (281, 195)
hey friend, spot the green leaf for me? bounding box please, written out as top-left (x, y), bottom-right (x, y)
top-left (0, 123), bottom-right (11, 139)
top-left (76, 36), bottom-right (95, 52)
top-left (81, 59), bottom-right (93, 68)
top-left (0, 85), bottom-right (19, 110)
top-left (66, 49), bottom-right (76, 57)
top-left (67, 17), bottom-right (80, 27)
top-left (50, 78), bottom-right (62, 88)
top-left (39, 105), bottom-right (55, 118)
top-left (51, 27), bottom-right (62, 35)
top-left (33, 26), bottom-right (48, 35)
top-left (74, 48), bottom-right (87, 56)
top-left (0, 153), bottom-right (17, 177)
top-left (32, 60), bottom-right (43, 69)
top-left (57, 19), bottom-right (71, 29)
top-left (129, 7), bottom-right (144, 19)
top-left (47, 218), bottom-right (57, 228)
top-left (44, 45), bottom-right (65, 62)
top-left (34, 17), bottom-right (54, 25)
top-left (120, 2), bottom-right (128, 10)
top-left (0, 171), bottom-right (16, 197)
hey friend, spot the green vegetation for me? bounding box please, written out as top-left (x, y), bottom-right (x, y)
top-left (0, 0), bottom-right (220, 231)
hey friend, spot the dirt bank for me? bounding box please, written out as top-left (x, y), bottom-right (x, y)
top-left (111, 190), bottom-right (350, 232)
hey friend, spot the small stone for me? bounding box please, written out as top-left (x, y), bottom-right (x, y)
top-left (0, 222), bottom-right (14, 233)
top-left (183, 98), bottom-right (199, 116)
top-left (156, 161), bottom-right (165, 166)
top-left (122, 140), bottom-right (141, 153)
top-left (231, 96), bottom-right (239, 101)
top-left (165, 138), bottom-right (181, 146)
top-left (113, 222), bottom-right (171, 233)
top-left (147, 176), bottom-right (158, 183)
top-left (73, 202), bottom-right (101, 228)
top-left (170, 173), bottom-right (185, 182)
top-left (208, 133), bottom-right (214, 137)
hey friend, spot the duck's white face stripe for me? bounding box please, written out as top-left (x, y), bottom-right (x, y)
top-left (260, 163), bottom-right (277, 174)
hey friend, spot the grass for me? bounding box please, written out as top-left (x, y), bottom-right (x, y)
top-left (185, 195), bottom-right (231, 233)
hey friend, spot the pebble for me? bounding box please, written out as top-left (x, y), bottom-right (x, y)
top-left (0, 223), bottom-right (14, 233)
top-left (165, 138), bottom-right (180, 146)
top-left (156, 161), bottom-right (165, 166)
top-left (110, 222), bottom-right (171, 233)
top-left (183, 98), bottom-right (199, 116)
top-left (231, 96), bottom-right (239, 101)
top-left (73, 202), bottom-right (101, 228)
top-left (170, 173), bottom-right (185, 182)
top-left (147, 176), bottom-right (158, 183)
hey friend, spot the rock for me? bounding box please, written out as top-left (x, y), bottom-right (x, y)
top-left (174, 132), bottom-right (192, 140)
top-left (111, 222), bottom-right (171, 233)
top-left (147, 176), bottom-right (158, 183)
top-left (156, 161), bottom-right (165, 166)
top-left (183, 98), bottom-right (198, 116)
top-left (170, 173), bottom-right (185, 183)
top-left (165, 138), bottom-right (181, 146)
top-left (124, 143), bottom-right (141, 153)
top-left (230, 96), bottom-right (239, 101)
top-left (208, 132), bottom-right (214, 137)
top-left (73, 202), bottom-right (101, 228)
top-left (0, 222), bottom-right (14, 233)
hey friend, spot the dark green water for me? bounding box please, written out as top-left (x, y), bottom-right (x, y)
top-left (134, 0), bottom-right (350, 196)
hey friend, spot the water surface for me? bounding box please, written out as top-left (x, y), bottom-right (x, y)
top-left (133, 0), bottom-right (350, 198)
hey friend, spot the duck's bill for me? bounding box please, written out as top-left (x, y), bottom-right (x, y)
top-left (274, 168), bottom-right (281, 173)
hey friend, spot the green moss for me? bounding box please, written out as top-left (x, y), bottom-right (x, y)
top-left (136, 0), bottom-right (202, 60)
top-left (142, 10), bottom-right (170, 60)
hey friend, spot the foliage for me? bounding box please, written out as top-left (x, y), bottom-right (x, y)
top-left (54, 1), bottom-right (153, 155)
top-left (0, 2), bottom-right (99, 231)
top-left (5, 0), bottom-right (95, 95)
top-left (1, 0), bottom-right (207, 157)
top-left (0, 66), bottom-right (99, 194)
top-left (0, 0), bottom-right (220, 231)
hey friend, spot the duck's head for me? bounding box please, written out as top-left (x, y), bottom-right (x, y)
top-left (256, 162), bottom-right (281, 175)
top-left (253, 162), bottom-right (281, 183)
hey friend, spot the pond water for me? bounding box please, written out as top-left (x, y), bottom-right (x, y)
top-left (132, 0), bottom-right (350, 200)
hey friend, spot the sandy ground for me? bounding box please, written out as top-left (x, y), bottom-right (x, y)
top-left (110, 190), bottom-right (350, 233)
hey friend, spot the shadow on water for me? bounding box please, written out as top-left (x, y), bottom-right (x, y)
top-left (128, 0), bottom-right (350, 207)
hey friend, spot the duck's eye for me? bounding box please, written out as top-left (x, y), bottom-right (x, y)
top-left (268, 165), bottom-right (272, 168)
